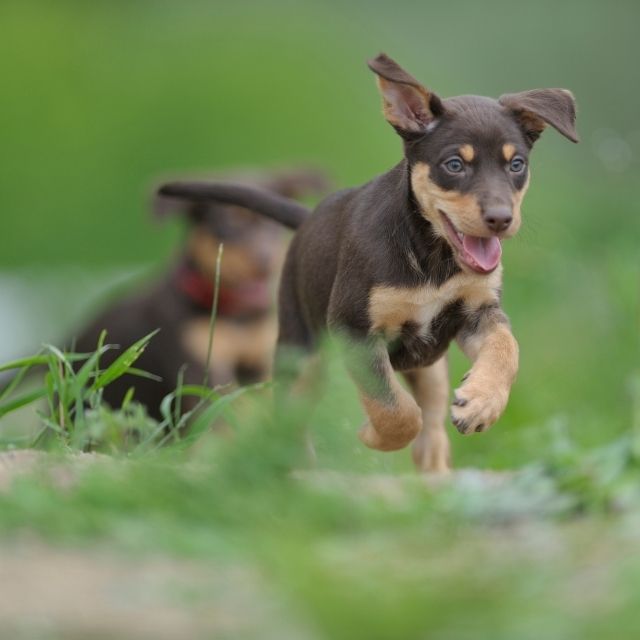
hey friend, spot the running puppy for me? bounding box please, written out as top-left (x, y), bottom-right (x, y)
top-left (158, 54), bottom-right (578, 471)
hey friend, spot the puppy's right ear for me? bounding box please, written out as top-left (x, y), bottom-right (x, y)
top-left (367, 53), bottom-right (444, 137)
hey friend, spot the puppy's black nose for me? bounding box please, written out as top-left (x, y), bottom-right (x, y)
top-left (483, 206), bottom-right (513, 233)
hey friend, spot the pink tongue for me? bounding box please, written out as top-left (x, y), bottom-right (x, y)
top-left (462, 235), bottom-right (502, 272)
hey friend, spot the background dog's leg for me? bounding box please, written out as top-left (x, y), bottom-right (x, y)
top-left (345, 339), bottom-right (422, 452)
top-left (403, 357), bottom-right (451, 473)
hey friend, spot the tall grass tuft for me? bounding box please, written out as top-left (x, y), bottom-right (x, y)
top-left (0, 242), bottom-right (258, 454)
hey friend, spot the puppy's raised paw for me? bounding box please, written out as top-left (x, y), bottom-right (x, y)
top-left (450, 372), bottom-right (509, 436)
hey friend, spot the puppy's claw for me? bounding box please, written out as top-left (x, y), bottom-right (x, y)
top-left (451, 371), bottom-right (511, 437)
top-left (452, 416), bottom-right (469, 435)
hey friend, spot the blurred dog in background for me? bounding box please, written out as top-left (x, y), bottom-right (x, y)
top-left (72, 168), bottom-right (328, 420)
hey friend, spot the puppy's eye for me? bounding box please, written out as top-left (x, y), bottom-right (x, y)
top-left (509, 156), bottom-right (526, 173)
top-left (443, 157), bottom-right (465, 174)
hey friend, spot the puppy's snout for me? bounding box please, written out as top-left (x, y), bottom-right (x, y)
top-left (482, 206), bottom-right (513, 233)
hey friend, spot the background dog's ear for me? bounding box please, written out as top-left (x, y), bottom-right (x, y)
top-left (265, 168), bottom-right (331, 199)
top-left (367, 53), bottom-right (444, 137)
top-left (499, 89), bottom-right (579, 144)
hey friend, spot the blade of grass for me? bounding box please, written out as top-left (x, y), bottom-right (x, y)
top-left (92, 329), bottom-right (160, 390)
top-left (202, 243), bottom-right (223, 388)
top-left (43, 370), bottom-right (56, 423)
top-left (0, 352), bottom-right (89, 374)
top-left (44, 344), bottom-right (76, 377)
top-left (44, 356), bottom-right (68, 430)
top-left (122, 387), bottom-right (135, 409)
top-left (126, 367), bottom-right (163, 382)
top-left (0, 361), bottom-right (36, 403)
top-left (0, 355), bottom-right (51, 373)
top-left (70, 338), bottom-right (112, 397)
top-left (138, 384), bottom-right (224, 451)
top-left (145, 240), bottom-right (223, 449)
top-left (174, 384), bottom-right (261, 449)
top-left (0, 387), bottom-right (48, 419)
top-left (0, 350), bottom-right (48, 405)
top-left (173, 366), bottom-right (186, 427)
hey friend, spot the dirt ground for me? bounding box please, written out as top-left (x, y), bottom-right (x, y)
top-left (0, 451), bottom-right (522, 639)
top-left (0, 542), bottom-right (314, 640)
top-left (0, 451), bottom-right (312, 640)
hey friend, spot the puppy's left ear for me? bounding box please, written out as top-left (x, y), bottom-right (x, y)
top-left (368, 53), bottom-right (444, 137)
top-left (499, 89), bottom-right (579, 144)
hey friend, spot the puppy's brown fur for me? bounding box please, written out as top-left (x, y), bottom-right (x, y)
top-left (158, 54), bottom-right (578, 471)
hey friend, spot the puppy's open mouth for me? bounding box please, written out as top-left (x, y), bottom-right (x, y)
top-left (439, 211), bottom-right (502, 274)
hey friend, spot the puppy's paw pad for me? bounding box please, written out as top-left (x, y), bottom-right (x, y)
top-left (450, 376), bottom-right (509, 436)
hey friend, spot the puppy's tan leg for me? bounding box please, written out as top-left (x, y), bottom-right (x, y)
top-left (403, 356), bottom-right (451, 473)
top-left (348, 340), bottom-right (422, 452)
top-left (452, 309), bottom-right (519, 435)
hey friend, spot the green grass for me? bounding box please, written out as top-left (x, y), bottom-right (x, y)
top-left (0, 328), bottom-right (639, 637)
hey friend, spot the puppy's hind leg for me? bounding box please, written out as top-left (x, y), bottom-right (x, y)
top-left (273, 344), bottom-right (324, 468)
top-left (403, 355), bottom-right (451, 474)
top-left (273, 277), bottom-right (322, 466)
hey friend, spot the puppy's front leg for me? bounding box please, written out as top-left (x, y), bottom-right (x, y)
top-left (452, 307), bottom-right (519, 435)
top-left (345, 338), bottom-right (422, 452)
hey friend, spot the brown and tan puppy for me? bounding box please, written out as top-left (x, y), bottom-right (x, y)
top-left (73, 168), bottom-right (328, 420)
top-left (158, 54), bottom-right (578, 472)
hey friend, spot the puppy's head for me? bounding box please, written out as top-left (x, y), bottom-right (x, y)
top-left (154, 168), bottom-right (329, 285)
top-left (368, 53), bottom-right (578, 275)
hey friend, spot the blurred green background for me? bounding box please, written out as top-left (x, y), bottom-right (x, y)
top-left (0, 0), bottom-right (638, 467)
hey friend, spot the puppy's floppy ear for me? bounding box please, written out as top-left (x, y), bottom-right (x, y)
top-left (499, 89), bottom-right (579, 144)
top-left (367, 53), bottom-right (444, 137)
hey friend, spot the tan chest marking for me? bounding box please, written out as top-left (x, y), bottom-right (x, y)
top-left (181, 315), bottom-right (277, 379)
top-left (368, 268), bottom-right (502, 340)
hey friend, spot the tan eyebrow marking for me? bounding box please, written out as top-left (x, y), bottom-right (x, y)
top-left (459, 144), bottom-right (475, 162)
top-left (502, 143), bottom-right (516, 162)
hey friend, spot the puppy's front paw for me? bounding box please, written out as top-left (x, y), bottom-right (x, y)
top-left (450, 372), bottom-right (509, 435)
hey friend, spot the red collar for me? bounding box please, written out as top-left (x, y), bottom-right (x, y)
top-left (175, 263), bottom-right (272, 318)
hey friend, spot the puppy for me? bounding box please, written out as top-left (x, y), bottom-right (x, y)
top-left (72, 168), bottom-right (328, 421)
top-left (158, 54), bottom-right (578, 471)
